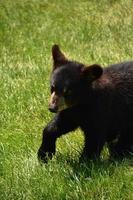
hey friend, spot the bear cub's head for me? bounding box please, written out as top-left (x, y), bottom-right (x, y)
top-left (49, 45), bottom-right (103, 113)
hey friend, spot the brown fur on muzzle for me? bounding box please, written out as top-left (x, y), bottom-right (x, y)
top-left (49, 92), bottom-right (68, 112)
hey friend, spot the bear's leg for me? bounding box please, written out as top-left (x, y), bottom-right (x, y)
top-left (109, 129), bottom-right (133, 159)
top-left (81, 131), bottom-right (106, 160)
top-left (38, 109), bottom-right (79, 162)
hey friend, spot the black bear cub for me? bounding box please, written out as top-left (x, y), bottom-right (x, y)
top-left (38, 44), bottom-right (133, 162)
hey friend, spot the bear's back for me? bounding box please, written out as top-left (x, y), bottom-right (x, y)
top-left (105, 61), bottom-right (133, 81)
top-left (104, 61), bottom-right (133, 122)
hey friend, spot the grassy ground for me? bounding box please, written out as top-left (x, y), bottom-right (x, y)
top-left (0, 0), bottom-right (133, 199)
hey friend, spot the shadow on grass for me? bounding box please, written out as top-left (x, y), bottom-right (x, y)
top-left (55, 152), bottom-right (133, 179)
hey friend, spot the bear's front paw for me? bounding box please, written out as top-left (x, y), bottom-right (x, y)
top-left (37, 148), bottom-right (55, 163)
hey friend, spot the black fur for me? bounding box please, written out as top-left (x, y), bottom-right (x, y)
top-left (38, 45), bottom-right (133, 162)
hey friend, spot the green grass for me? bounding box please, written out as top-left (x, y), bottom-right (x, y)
top-left (0, 0), bottom-right (133, 199)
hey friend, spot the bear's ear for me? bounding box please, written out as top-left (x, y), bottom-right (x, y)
top-left (81, 64), bottom-right (103, 82)
top-left (52, 44), bottom-right (68, 70)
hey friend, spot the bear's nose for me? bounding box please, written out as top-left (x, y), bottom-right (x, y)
top-left (48, 105), bottom-right (58, 113)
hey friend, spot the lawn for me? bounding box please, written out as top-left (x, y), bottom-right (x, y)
top-left (0, 0), bottom-right (133, 199)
